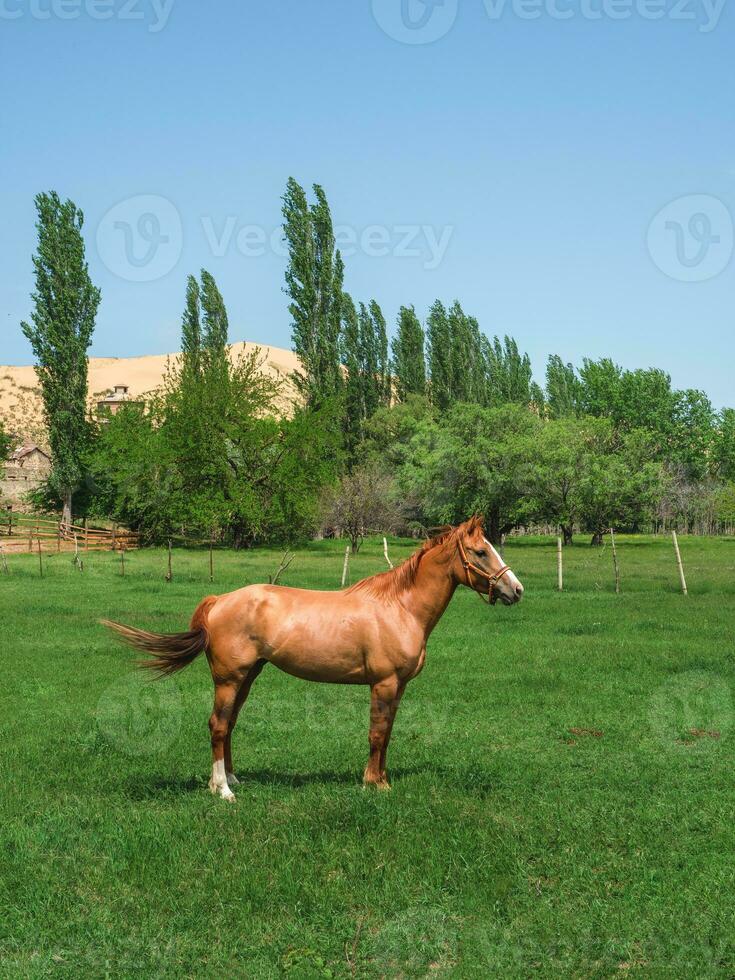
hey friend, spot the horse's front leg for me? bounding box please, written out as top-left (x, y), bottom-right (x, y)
top-left (379, 680), bottom-right (406, 784)
top-left (364, 677), bottom-right (403, 790)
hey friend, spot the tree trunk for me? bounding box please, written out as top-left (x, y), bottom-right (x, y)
top-left (61, 490), bottom-right (73, 529)
top-left (486, 511), bottom-right (502, 546)
top-left (590, 530), bottom-right (603, 546)
top-left (562, 525), bottom-right (574, 546)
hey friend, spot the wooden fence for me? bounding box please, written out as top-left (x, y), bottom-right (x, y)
top-left (0, 511), bottom-right (139, 554)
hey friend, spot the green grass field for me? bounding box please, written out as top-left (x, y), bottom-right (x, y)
top-left (1, 534), bottom-right (734, 978)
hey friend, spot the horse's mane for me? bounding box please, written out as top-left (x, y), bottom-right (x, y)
top-left (345, 517), bottom-right (480, 601)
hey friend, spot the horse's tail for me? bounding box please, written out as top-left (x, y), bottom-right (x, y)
top-left (102, 595), bottom-right (217, 678)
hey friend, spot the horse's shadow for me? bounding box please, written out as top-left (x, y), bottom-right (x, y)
top-left (122, 764), bottom-right (498, 800)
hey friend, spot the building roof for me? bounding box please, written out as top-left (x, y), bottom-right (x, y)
top-left (9, 444), bottom-right (50, 462)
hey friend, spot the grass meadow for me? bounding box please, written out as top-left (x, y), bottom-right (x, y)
top-left (1, 534), bottom-right (734, 978)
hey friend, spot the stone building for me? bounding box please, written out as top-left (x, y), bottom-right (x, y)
top-left (1, 444), bottom-right (52, 509)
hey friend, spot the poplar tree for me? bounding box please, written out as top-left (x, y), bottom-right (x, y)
top-left (426, 299), bottom-right (452, 411)
top-left (181, 274), bottom-right (202, 383)
top-left (358, 302), bottom-right (381, 419)
top-left (447, 301), bottom-right (486, 404)
top-left (21, 191), bottom-right (100, 526)
top-left (340, 293), bottom-right (363, 464)
top-left (545, 355), bottom-right (582, 418)
top-left (282, 177), bottom-right (343, 408)
top-left (368, 300), bottom-right (390, 406)
top-left (391, 305), bottom-right (426, 401)
top-left (485, 335), bottom-right (537, 406)
top-left (200, 268), bottom-right (230, 390)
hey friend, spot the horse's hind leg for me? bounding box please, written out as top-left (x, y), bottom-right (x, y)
top-left (224, 659), bottom-right (267, 786)
top-left (208, 680), bottom-right (241, 801)
top-left (364, 677), bottom-right (402, 790)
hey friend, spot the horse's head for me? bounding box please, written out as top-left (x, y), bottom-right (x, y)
top-left (455, 516), bottom-right (524, 606)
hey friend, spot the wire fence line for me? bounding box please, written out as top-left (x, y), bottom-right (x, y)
top-left (0, 528), bottom-right (697, 596)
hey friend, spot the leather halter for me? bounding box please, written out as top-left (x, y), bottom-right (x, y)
top-left (457, 538), bottom-right (512, 605)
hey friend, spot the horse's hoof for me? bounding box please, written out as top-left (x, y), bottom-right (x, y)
top-left (362, 779), bottom-right (392, 791)
top-left (226, 772), bottom-right (240, 786)
top-left (209, 780), bottom-right (236, 802)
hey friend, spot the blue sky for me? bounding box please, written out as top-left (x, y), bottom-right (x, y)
top-left (0, 0), bottom-right (733, 407)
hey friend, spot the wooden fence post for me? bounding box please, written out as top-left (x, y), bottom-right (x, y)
top-left (209, 537), bottom-right (214, 583)
top-left (165, 540), bottom-right (173, 582)
top-left (341, 545), bottom-right (350, 588)
top-left (37, 539), bottom-right (43, 578)
top-left (610, 527), bottom-right (620, 594)
top-left (121, 548), bottom-right (126, 577)
top-left (557, 536), bottom-right (563, 591)
top-left (383, 537), bottom-right (393, 569)
top-left (672, 530), bottom-right (688, 596)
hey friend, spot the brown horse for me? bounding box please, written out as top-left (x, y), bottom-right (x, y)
top-left (104, 516), bottom-right (523, 800)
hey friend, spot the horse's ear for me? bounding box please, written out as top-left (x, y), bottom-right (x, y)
top-left (468, 514), bottom-right (485, 532)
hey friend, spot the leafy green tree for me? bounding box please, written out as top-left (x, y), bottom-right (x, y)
top-left (340, 293), bottom-right (363, 464)
top-left (368, 300), bottom-right (390, 406)
top-left (87, 405), bottom-right (185, 543)
top-left (485, 335), bottom-right (538, 406)
top-left (713, 408), bottom-right (735, 481)
top-left (200, 269), bottom-right (229, 372)
top-left (578, 358), bottom-right (622, 419)
top-left (576, 426), bottom-right (664, 544)
top-left (282, 178), bottom-right (343, 408)
top-left (525, 417), bottom-right (602, 544)
top-left (448, 301), bottom-right (485, 404)
top-left (545, 355), bottom-right (582, 418)
top-left (398, 403), bottom-right (540, 543)
top-left (21, 191), bottom-right (101, 526)
top-left (88, 273), bottom-right (340, 546)
top-left (358, 301), bottom-right (382, 419)
top-left (391, 305), bottom-right (426, 401)
top-left (181, 274), bottom-right (202, 381)
top-left (668, 389), bottom-right (715, 480)
top-left (426, 299), bottom-right (452, 411)
top-left (0, 422), bottom-right (12, 464)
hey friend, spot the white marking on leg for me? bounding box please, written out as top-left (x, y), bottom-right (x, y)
top-left (209, 759), bottom-right (236, 801)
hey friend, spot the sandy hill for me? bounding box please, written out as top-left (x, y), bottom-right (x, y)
top-left (0, 342), bottom-right (300, 446)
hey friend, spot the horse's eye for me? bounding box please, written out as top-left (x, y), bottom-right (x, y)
top-left (477, 549), bottom-right (487, 558)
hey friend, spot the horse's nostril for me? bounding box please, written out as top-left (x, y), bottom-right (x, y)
top-left (515, 584), bottom-right (524, 597)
